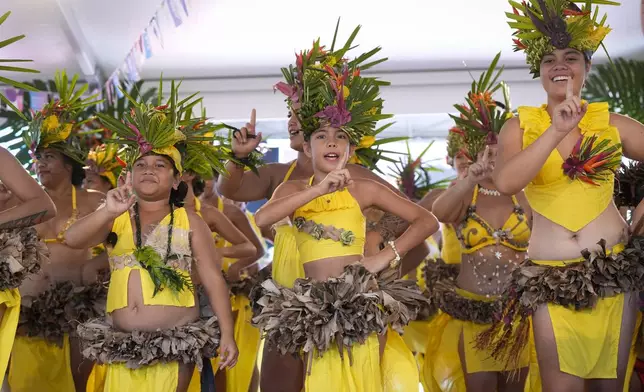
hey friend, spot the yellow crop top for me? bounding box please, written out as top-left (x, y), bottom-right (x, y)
top-left (440, 223), bottom-right (462, 264)
top-left (456, 185), bottom-right (531, 254)
top-left (293, 177), bottom-right (365, 264)
top-left (106, 207), bottom-right (195, 312)
top-left (520, 102), bottom-right (621, 232)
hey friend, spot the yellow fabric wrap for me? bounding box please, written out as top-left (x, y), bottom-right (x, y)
top-left (0, 288), bottom-right (20, 386)
top-left (422, 289), bottom-right (540, 392)
top-left (532, 244), bottom-right (641, 382)
top-left (8, 335), bottom-right (75, 392)
top-left (272, 224), bottom-right (304, 287)
top-left (104, 362), bottom-right (179, 392)
top-left (381, 328), bottom-right (420, 391)
top-left (520, 102), bottom-right (621, 232)
top-left (305, 333), bottom-right (382, 392)
top-left (294, 182), bottom-right (365, 264)
top-left (441, 224), bottom-right (461, 265)
top-left (106, 208), bottom-right (195, 312)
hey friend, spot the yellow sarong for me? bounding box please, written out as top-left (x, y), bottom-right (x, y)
top-left (8, 335), bottom-right (75, 392)
top-left (0, 288), bottom-right (19, 387)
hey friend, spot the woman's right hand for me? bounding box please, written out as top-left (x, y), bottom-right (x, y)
top-left (313, 153), bottom-right (353, 196)
top-left (105, 172), bottom-right (136, 217)
top-left (466, 146), bottom-right (494, 184)
top-left (552, 77), bottom-right (588, 134)
top-left (231, 109), bottom-right (263, 158)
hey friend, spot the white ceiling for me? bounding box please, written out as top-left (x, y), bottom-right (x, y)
top-left (2, 0), bottom-right (643, 83)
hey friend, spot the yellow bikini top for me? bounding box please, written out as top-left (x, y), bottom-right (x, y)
top-left (43, 186), bottom-right (78, 244)
top-left (456, 185), bottom-right (531, 254)
top-left (520, 102), bottom-right (621, 232)
top-left (293, 177), bottom-right (365, 264)
top-left (440, 223), bottom-right (462, 264)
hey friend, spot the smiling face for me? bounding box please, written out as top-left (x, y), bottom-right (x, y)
top-left (303, 126), bottom-right (355, 174)
top-left (131, 154), bottom-right (179, 201)
top-left (540, 48), bottom-right (590, 101)
top-left (288, 105), bottom-right (305, 152)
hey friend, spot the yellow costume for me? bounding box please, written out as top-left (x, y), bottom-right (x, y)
top-left (9, 188), bottom-right (80, 392)
top-left (207, 197), bottom-right (262, 392)
top-left (440, 224), bottom-right (461, 265)
top-left (423, 186), bottom-right (533, 391)
top-left (98, 208), bottom-right (196, 392)
top-left (0, 288), bottom-right (20, 386)
top-left (294, 178), bottom-right (418, 392)
top-left (272, 161), bottom-right (305, 287)
top-left (518, 103), bottom-right (641, 382)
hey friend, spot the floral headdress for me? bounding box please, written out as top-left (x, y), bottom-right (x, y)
top-left (390, 141), bottom-right (451, 201)
top-left (275, 20), bottom-right (393, 148)
top-left (98, 80), bottom-right (226, 175)
top-left (84, 143), bottom-right (126, 188)
top-left (22, 71), bottom-right (101, 164)
top-left (450, 53), bottom-right (512, 162)
top-left (507, 0), bottom-right (619, 77)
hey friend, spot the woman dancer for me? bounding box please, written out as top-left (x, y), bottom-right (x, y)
top-left (9, 72), bottom-right (107, 392)
top-left (428, 55), bottom-right (537, 392)
top-left (64, 82), bottom-right (237, 392)
top-left (475, 2), bottom-right (644, 391)
top-left (0, 146), bottom-right (56, 387)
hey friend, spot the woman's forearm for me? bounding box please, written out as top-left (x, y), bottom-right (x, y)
top-left (64, 207), bottom-right (115, 249)
top-left (0, 197), bottom-right (56, 229)
top-left (494, 126), bottom-right (562, 195)
top-left (254, 187), bottom-right (321, 228)
top-left (218, 242), bottom-right (256, 259)
top-left (431, 179), bottom-right (475, 223)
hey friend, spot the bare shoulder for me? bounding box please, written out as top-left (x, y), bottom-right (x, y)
top-left (611, 112), bottom-right (643, 130)
top-left (501, 116), bottom-right (522, 135)
top-left (78, 188), bottom-right (105, 212)
top-left (419, 188), bottom-right (445, 210)
top-left (222, 202), bottom-right (247, 222)
top-left (186, 208), bottom-right (210, 231)
top-left (272, 178), bottom-right (308, 199)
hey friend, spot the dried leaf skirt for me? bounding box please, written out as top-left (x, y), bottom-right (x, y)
top-left (0, 288), bottom-right (20, 387)
top-left (251, 264), bottom-right (426, 391)
top-left (475, 240), bottom-right (644, 383)
top-left (8, 280), bottom-right (107, 392)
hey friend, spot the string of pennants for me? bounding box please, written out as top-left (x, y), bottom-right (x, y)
top-left (102, 0), bottom-right (190, 105)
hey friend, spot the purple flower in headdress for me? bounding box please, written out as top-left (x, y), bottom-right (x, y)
top-left (314, 65), bottom-right (352, 128)
top-left (127, 123), bottom-right (152, 154)
top-left (273, 82), bottom-right (299, 103)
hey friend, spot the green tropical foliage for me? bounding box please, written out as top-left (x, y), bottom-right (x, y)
top-left (583, 58), bottom-right (644, 123)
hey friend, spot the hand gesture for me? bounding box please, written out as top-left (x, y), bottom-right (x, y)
top-left (105, 172), bottom-right (136, 217)
top-left (314, 150), bottom-right (353, 196)
top-left (218, 333), bottom-right (239, 370)
top-left (466, 146), bottom-right (494, 184)
top-left (552, 77), bottom-right (588, 134)
top-left (231, 109), bottom-right (263, 158)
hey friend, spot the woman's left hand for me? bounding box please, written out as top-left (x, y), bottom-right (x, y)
top-left (361, 250), bottom-right (395, 274)
top-left (218, 333), bottom-right (239, 369)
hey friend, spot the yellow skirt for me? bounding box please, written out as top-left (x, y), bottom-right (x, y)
top-left (8, 335), bottom-right (75, 392)
top-left (403, 320), bottom-right (431, 355)
top-left (210, 295), bottom-right (261, 391)
top-left (381, 328), bottom-right (419, 391)
top-left (532, 245), bottom-right (641, 384)
top-left (305, 333), bottom-right (382, 392)
top-left (272, 225), bottom-right (304, 288)
top-left (422, 289), bottom-right (539, 392)
top-left (88, 363), bottom-right (201, 392)
top-left (0, 288), bottom-right (20, 387)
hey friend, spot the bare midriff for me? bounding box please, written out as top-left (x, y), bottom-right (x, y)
top-left (457, 246), bottom-right (525, 297)
top-left (303, 255), bottom-right (363, 281)
top-left (110, 270), bottom-right (199, 332)
top-left (528, 203), bottom-right (628, 261)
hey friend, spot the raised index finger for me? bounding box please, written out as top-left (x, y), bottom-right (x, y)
top-left (337, 145), bottom-right (350, 171)
top-left (566, 77), bottom-right (574, 100)
top-left (250, 109), bottom-right (256, 129)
